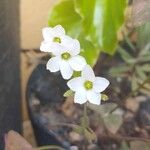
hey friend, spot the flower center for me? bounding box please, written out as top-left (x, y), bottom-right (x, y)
top-left (61, 52), bottom-right (71, 60)
top-left (53, 37), bottom-right (61, 43)
top-left (84, 80), bottom-right (93, 90)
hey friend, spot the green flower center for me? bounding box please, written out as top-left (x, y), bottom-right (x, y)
top-left (61, 52), bottom-right (71, 60)
top-left (53, 37), bottom-right (61, 43)
top-left (84, 80), bottom-right (93, 90)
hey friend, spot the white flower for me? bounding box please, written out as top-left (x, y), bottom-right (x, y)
top-left (67, 65), bottom-right (110, 105)
top-left (40, 25), bottom-right (69, 52)
top-left (46, 39), bottom-right (87, 80)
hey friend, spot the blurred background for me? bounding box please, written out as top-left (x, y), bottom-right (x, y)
top-left (0, 0), bottom-right (150, 150)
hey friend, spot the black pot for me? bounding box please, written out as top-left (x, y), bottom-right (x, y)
top-left (26, 64), bottom-right (70, 149)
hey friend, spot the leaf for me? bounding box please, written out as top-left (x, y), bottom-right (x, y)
top-left (131, 76), bottom-right (138, 91)
top-left (103, 112), bottom-right (123, 134)
top-left (48, 0), bottom-right (127, 66)
top-left (135, 66), bottom-right (146, 80)
top-left (63, 90), bottom-right (74, 97)
top-left (79, 36), bottom-right (99, 65)
top-left (87, 103), bottom-right (117, 116)
top-left (48, 0), bottom-right (82, 38)
top-left (120, 141), bottom-right (130, 150)
top-left (118, 46), bottom-right (136, 64)
top-left (73, 125), bottom-right (97, 143)
top-left (141, 64), bottom-right (150, 72)
top-left (101, 94), bottom-right (109, 101)
top-left (137, 22), bottom-right (150, 49)
top-left (109, 65), bottom-right (131, 77)
top-left (74, 0), bottom-right (127, 55)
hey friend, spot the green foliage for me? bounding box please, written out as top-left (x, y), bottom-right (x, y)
top-left (63, 90), bottom-right (74, 97)
top-left (110, 24), bottom-right (150, 94)
top-left (73, 125), bottom-right (97, 143)
top-left (87, 103), bottom-right (123, 133)
top-left (48, 0), bottom-right (127, 66)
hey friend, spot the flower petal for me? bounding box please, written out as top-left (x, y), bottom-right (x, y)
top-left (40, 41), bottom-right (52, 52)
top-left (69, 55), bottom-right (86, 71)
top-left (67, 77), bottom-right (84, 91)
top-left (74, 90), bottom-right (87, 104)
top-left (50, 44), bottom-right (65, 56)
top-left (61, 35), bottom-right (73, 46)
top-left (93, 77), bottom-right (110, 92)
top-left (81, 65), bottom-right (95, 81)
top-left (87, 91), bottom-right (101, 105)
top-left (46, 57), bottom-right (60, 72)
top-left (60, 61), bottom-right (73, 79)
top-left (68, 39), bottom-right (80, 56)
top-left (42, 27), bottom-right (53, 41)
top-left (53, 25), bottom-right (65, 36)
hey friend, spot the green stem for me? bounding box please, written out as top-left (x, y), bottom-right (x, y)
top-left (37, 145), bottom-right (65, 150)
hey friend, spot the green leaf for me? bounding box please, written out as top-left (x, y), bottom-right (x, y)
top-left (131, 76), bottom-right (138, 91)
top-left (75, 0), bottom-right (127, 54)
top-left (48, 0), bottom-right (127, 66)
top-left (79, 36), bottom-right (99, 65)
top-left (118, 46), bottom-right (136, 64)
top-left (73, 125), bottom-right (97, 143)
top-left (137, 22), bottom-right (150, 49)
top-left (87, 103), bottom-right (117, 116)
top-left (141, 64), bottom-right (150, 72)
top-left (103, 112), bottom-right (123, 134)
top-left (109, 65), bottom-right (131, 77)
top-left (136, 66), bottom-right (146, 80)
top-left (120, 141), bottom-right (130, 150)
top-left (101, 94), bottom-right (109, 101)
top-left (63, 90), bottom-right (74, 97)
top-left (48, 0), bottom-right (82, 38)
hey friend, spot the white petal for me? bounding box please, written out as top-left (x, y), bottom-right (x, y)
top-left (42, 27), bottom-right (53, 41)
top-left (53, 25), bottom-right (65, 36)
top-left (61, 35), bottom-right (73, 46)
top-left (87, 91), bottom-right (101, 105)
top-left (81, 65), bottom-right (95, 81)
top-left (46, 57), bottom-right (61, 72)
top-left (67, 77), bottom-right (84, 91)
top-left (40, 41), bottom-right (52, 52)
top-left (93, 77), bottom-right (110, 92)
top-left (60, 61), bottom-right (73, 79)
top-left (69, 55), bottom-right (86, 71)
top-left (50, 44), bottom-right (65, 56)
top-left (74, 90), bottom-right (87, 104)
top-left (68, 39), bottom-right (80, 56)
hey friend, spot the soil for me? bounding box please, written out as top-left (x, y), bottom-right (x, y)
top-left (27, 55), bottom-right (150, 150)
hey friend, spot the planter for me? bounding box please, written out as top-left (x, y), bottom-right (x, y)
top-left (26, 64), bottom-right (69, 149)
top-left (26, 63), bottom-right (119, 150)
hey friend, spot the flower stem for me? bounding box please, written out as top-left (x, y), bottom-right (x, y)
top-left (83, 102), bottom-right (88, 128)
